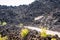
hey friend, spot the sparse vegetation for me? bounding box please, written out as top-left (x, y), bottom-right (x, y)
top-left (20, 28), bottom-right (29, 38)
top-left (40, 27), bottom-right (47, 37)
top-left (2, 22), bottom-right (7, 26)
top-left (51, 38), bottom-right (57, 40)
top-left (0, 21), bottom-right (7, 26)
top-left (0, 34), bottom-right (8, 40)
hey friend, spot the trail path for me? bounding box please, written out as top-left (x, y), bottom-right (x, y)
top-left (24, 26), bottom-right (60, 37)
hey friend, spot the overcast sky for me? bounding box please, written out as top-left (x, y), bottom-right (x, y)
top-left (0, 0), bottom-right (35, 6)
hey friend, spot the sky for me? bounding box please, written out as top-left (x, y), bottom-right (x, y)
top-left (0, 0), bottom-right (35, 6)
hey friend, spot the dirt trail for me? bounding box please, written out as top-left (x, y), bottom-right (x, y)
top-left (24, 26), bottom-right (60, 37)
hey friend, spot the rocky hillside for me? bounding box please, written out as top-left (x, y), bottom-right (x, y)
top-left (0, 0), bottom-right (60, 30)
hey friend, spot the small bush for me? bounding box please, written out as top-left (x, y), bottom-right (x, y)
top-left (2, 22), bottom-right (7, 26)
top-left (20, 28), bottom-right (29, 38)
top-left (51, 38), bottom-right (56, 40)
top-left (40, 27), bottom-right (47, 38)
top-left (0, 34), bottom-right (8, 40)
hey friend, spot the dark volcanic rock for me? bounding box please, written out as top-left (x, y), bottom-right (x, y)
top-left (0, 0), bottom-right (60, 30)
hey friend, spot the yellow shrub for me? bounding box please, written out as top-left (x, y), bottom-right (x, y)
top-left (51, 38), bottom-right (56, 40)
top-left (2, 36), bottom-right (8, 40)
top-left (0, 35), bottom-right (3, 40)
top-left (40, 27), bottom-right (47, 37)
top-left (20, 28), bottom-right (29, 38)
top-left (0, 34), bottom-right (8, 40)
